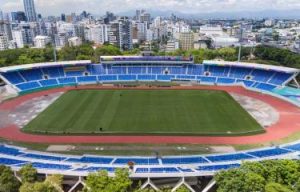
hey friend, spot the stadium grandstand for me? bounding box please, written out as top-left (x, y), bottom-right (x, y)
top-left (1, 56), bottom-right (300, 191)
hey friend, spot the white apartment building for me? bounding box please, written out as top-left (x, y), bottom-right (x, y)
top-left (34, 35), bottom-right (51, 48)
top-left (12, 30), bottom-right (25, 48)
top-left (55, 33), bottom-right (67, 48)
top-left (68, 36), bottom-right (82, 47)
top-left (85, 24), bottom-right (109, 45)
top-left (57, 22), bottom-right (77, 37)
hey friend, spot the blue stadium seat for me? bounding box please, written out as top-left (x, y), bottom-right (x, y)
top-left (217, 78), bottom-right (236, 84)
top-left (157, 75), bottom-right (175, 81)
top-left (98, 75), bottom-right (118, 81)
top-left (0, 157), bottom-right (27, 165)
top-left (77, 76), bottom-right (97, 83)
top-left (229, 67), bottom-right (252, 79)
top-left (149, 167), bottom-right (179, 173)
top-left (0, 145), bottom-right (24, 156)
top-left (187, 65), bottom-right (204, 75)
top-left (75, 166), bottom-right (115, 172)
top-left (198, 76), bottom-right (216, 83)
top-left (251, 69), bottom-right (274, 82)
top-left (176, 75), bottom-right (196, 80)
top-left (197, 164), bottom-right (240, 171)
top-left (66, 156), bottom-right (113, 164)
top-left (118, 75), bottom-right (137, 81)
top-left (137, 75), bottom-right (157, 81)
top-left (206, 153), bottom-right (255, 162)
top-left (283, 143), bottom-right (300, 151)
top-left (247, 148), bottom-right (290, 158)
top-left (255, 83), bottom-right (277, 92)
top-left (128, 67), bottom-right (143, 74)
top-left (1, 72), bottom-right (25, 84)
top-left (113, 158), bottom-right (159, 165)
top-left (39, 79), bottom-right (58, 87)
top-left (23, 153), bottom-right (66, 161)
top-left (20, 69), bottom-right (43, 81)
top-left (42, 67), bottom-right (64, 78)
top-left (65, 71), bottom-right (84, 77)
top-left (88, 65), bottom-right (106, 75)
top-left (16, 82), bottom-right (41, 91)
top-left (161, 157), bottom-right (208, 164)
top-left (236, 80), bottom-right (255, 87)
top-left (25, 162), bottom-right (72, 170)
top-left (58, 77), bottom-right (76, 84)
top-left (268, 72), bottom-right (292, 85)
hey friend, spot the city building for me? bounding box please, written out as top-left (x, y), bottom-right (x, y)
top-left (12, 30), bottom-right (26, 48)
top-left (68, 36), bottom-right (82, 46)
top-left (136, 22), bottom-right (147, 41)
top-left (11, 12), bottom-right (27, 23)
top-left (166, 40), bottom-right (179, 52)
top-left (109, 18), bottom-right (133, 50)
top-left (210, 36), bottom-right (239, 48)
top-left (54, 33), bottom-right (67, 48)
top-left (179, 32), bottom-right (194, 50)
top-left (200, 25), bottom-right (224, 36)
top-left (23, 0), bottom-right (37, 22)
top-left (85, 24), bottom-right (109, 45)
top-left (34, 35), bottom-right (51, 48)
top-left (109, 21), bottom-right (121, 49)
top-left (265, 19), bottom-right (275, 27)
top-left (0, 21), bottom-right (12, 40)
top-left (0, 33), bottom-right (9, 51)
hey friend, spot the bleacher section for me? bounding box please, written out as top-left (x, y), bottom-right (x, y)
top-left (0, 142), bottom-right (298, 176)
top-left (0, 59), bottom-right (300, 177)
top-left (0, 62), bottom-right (296, 94)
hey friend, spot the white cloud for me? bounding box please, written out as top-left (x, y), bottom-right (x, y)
top-left (1, 0), bottom-right (300, 16)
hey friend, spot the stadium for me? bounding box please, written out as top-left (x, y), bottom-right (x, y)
top-left (1, 56), bottom-right (300, 191)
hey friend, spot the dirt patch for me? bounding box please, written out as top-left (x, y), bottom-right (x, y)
top-left (8, 92), bottom-right (63, 128)
top-left (230, 93), bottom-right (280, 128)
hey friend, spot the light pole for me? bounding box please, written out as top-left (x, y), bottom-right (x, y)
top-left (238, 44), bottom-right (242, 63)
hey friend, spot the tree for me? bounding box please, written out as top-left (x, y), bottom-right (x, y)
top-left (44, 175), bottom-right (63, 192)
top-left (0, 165), bottom-right (21, 192)
top-left (18, 164), bottom-right (38, 183)
top-left (19, 174), bottom-right (63, 192)
top-left (265, 182), bottom-right (293, 192)
top-left (16, 54), bottom-right (34, 64)
top-left (84, 168), bottom-right (132, 192)
top-left (84, 170), bottom-right (110, 192)
top-left (215, 160), bottom-right (300, 192)
top-left (175, 186), bottom-right (191, 192)
top-left (19, 182), bottom-right (60, 192)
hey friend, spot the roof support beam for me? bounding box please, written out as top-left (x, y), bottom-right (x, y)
top-left (171, 177), bottom-right (195, 192)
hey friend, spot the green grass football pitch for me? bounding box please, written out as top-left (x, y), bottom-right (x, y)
top-left (23, 90), bottom-right (264, 136)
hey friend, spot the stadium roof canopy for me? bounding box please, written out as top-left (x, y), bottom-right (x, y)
top-left (0, 60), bottom-right (91, 73)
top-left (100, 56), bottom-right (194, 64)
top-left (203, 60), bottom-right (300, 73)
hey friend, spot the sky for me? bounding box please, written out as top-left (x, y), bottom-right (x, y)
top-left (1, 0), bottom-right (300, 16)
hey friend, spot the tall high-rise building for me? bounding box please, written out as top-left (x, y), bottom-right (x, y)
top-left (23, 0), bottom-right (37, 22)
top-left (109, 17), bottom-right (133, 50)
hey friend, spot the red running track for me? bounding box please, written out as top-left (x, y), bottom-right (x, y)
top-left (0, 85), bottom-right (300, 145)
